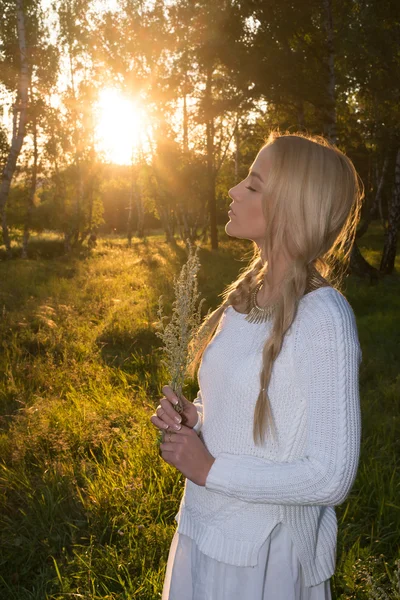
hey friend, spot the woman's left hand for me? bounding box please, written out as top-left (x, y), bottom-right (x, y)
top-left (159, 425), bottom-right (215, 487)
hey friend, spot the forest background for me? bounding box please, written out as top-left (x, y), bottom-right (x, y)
top-left (0, 0), bottom-right (399, 599)
top-left (0, 0), bottom-right (399, 269)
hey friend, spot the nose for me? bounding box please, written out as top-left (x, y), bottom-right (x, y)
top-left (228, 187), bottom-right (237, 199)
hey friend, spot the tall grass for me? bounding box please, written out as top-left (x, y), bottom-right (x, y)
top-left (0, 224), bottom-right (399, 599)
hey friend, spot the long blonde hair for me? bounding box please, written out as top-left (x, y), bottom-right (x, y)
top-left (187, 130), bottom-right (364, 446)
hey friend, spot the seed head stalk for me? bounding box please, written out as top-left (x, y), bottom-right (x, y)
top-left (154, 239), bottom-right (211, 448)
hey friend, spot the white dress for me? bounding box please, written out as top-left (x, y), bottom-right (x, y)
top-left (162, 522), bottom-right (332, 600)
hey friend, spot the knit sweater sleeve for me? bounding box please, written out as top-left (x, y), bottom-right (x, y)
top-left (192, 390), bottom-right (203, 434)
top-left (205, 293), bottom-right (362, 506)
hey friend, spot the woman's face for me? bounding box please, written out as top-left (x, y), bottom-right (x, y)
top-left (225, 146), bottom-right (271, 246)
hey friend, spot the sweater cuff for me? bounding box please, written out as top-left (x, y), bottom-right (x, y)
top-left (192, 410), bottom-right (203, 434)
top-left (205, 454), bottom-right (235, 492)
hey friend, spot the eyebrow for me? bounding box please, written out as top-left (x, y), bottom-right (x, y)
top-left (249, 170), bottom-right (264, 183)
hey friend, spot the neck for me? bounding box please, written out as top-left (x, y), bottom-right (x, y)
top-left (256, 280), bottom-right (280, 307)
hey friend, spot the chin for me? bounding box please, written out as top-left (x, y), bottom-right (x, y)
top-left (225, 223), bottom-right (243, 240)
top-left (225, 222), bottom-right (235, 235)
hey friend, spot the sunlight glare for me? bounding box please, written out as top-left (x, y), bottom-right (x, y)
top-left (95, 88), bottom-right (149, 165)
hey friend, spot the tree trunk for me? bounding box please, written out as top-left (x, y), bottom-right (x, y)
top-left (85, 143), bottom-right (97, 247)
top-left (0, 0), bottom-right (30, 256)
top-left (380, 146), bottom-right (400, 274)
top-left (322, 0), bottom-right (337, 145)
top-left (157, 203), bottom-right (174, 243)
top-left (135, 181), bottom-right (145, 239)
top-left (51, 155), bottom-right (69, 254)
top-left (349, 241), bottom-right (381, 282)
top-left (127, 161), bottom-right (135, 246)
top-left (22, 96), bottom-right (38, 259)
top-left (183, 77), bottom-right (189, 154)
top-left (66, 33), bottom-right (83, 251)
top-left (71, 157), bottom-right (83, 248)
top-left (207, 119), bottom-right (217, 249)
top-left (205, 64), bottom-right (217, 250)
top-left (201, 211), bottom-right (209, 244)
top-left (234, 115), bottom-right (240, 183)
top-left (356, 152), bottom-right (389, 239)
top-left (175, 204), bottom-right (185, 241)
top-left (127, 184), bottom-right (133, 247)
top-left (64, 231), bottom-right (73, 253)
top-left (377, 156), bottom-right (389, 231)
top-left (297, 101), bottom-right (305, 130)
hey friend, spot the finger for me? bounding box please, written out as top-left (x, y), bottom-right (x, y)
top-left (150, 415), bottom-right (168, 429)
top-left (151, 415), bottom-right (181, 431)
top-left (160, 426), bottom-right (191, 442)
top-left (158, 398), bottom-right (182, 425)
top-left (155, 400), bottom-right (173, 420)
top-left (159, 449), bottom-right (173, 465)
top-left (160, 441), bottom-right (177, 451)
top-left (168, 424), bottom-right (193, 435)
top-left (161, 385), bottom-right (179, 406)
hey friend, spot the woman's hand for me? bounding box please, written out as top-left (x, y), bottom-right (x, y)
top-left (150, 385), bottom-right (199, 431)
top-left (159, 424), bottom-right (215, 487)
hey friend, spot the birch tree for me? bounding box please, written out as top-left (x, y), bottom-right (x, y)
top-left (21, 88), bottom-right (38, 258)
top-left (0, 0), bottom-right (58, 255)
top-left (0, 0), bottom-right (30, 255)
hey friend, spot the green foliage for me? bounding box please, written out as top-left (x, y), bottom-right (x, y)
top-left (21, 160), bottom-right (105, 236)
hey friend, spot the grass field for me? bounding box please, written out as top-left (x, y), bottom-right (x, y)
top-left (0, 224), bottom-right (399, 599)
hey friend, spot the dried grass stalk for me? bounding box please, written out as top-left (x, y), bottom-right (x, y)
top-left (154, 239), bottom-right (211, 446)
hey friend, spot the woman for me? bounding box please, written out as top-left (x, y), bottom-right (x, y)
top-left (150, 130), bottom-right (364, 600)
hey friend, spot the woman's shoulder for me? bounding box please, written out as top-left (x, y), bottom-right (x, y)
top-left (299, 285), bottom-right (354, 315)
top-left (295, 285), bottom-right (360, 344)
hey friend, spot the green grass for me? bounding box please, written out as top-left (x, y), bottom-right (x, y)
top-left (0, 223), bottom-right (399, 599)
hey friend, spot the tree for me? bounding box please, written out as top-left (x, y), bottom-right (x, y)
top-left (0, 0), bottom-right (30, 254)
top-left (0, 0), bottom-right (58, 255)
top-left (56, 0), bottom-right (102, 251)
top-left (338, 0), bottom-right (400, 276)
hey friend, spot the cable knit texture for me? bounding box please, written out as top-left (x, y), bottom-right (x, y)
top-left (175, 286), bottom-right (362, 587)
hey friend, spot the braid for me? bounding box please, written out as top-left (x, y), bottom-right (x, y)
top-left (225, 258), bottom-right (264, 308)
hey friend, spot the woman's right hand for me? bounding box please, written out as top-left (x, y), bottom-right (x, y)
top-left (150, 385), bottom-right (199, 432)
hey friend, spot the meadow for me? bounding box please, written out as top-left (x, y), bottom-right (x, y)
top-left (0, 224), bottom-right (399, 599)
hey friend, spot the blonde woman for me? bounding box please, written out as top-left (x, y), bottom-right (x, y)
top-left (151, 130), bottom-right (364, 600)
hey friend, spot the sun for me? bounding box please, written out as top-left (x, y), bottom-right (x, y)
top-left (94, 87), bottom-right (151, 165)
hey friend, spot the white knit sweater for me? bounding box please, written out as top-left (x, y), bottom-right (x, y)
top-left (174, 286), bottom-right (362, 587)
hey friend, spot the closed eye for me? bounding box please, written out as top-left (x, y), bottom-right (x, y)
top-left (246, 186), bottom-right (257, 192)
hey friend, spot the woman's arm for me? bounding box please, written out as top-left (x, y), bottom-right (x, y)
top-left (205, 294), bottom-right (362, 506)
